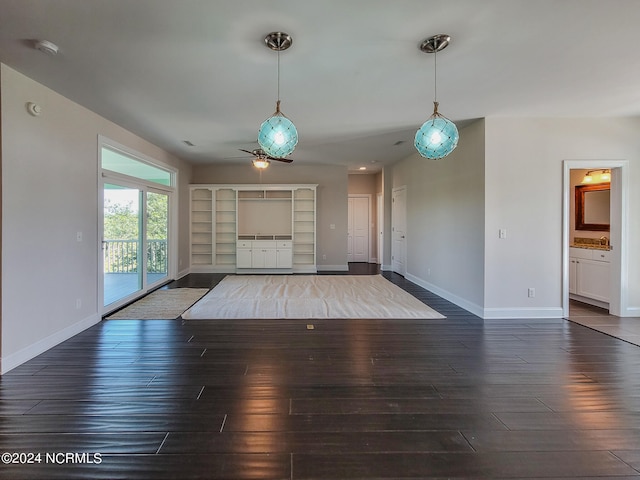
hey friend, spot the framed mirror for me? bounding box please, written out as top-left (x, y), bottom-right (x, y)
top-left (575, 184), bottom-right (610, 231)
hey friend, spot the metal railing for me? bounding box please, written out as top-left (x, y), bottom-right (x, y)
top-left (104, 239), bottom-right (167, 274)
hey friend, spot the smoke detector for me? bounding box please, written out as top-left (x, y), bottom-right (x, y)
top-left (34, 40), bottom-right (59, 56)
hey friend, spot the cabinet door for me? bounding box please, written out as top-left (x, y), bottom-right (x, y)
top-left (251, 249), bottom-right (266, 268)
top-left (569, 258), bottom-right (577, 294)
top-left (277, 248), bottom-right (293, 268)
top-left (576, 259), bottom-right (610, 302)
top-left (237, 249), bottom-right (252, 268)
top-left (264, 249), bottom-right (277, 268)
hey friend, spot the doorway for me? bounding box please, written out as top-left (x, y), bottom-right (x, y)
top-left (563, 160), bottom-right (629, 317)
top-left (348, 195), bottom-right (371, 263)
top-left (391, 186), bottom-right (407, 276)
top-left (99, 139), bottom-right (175, 315)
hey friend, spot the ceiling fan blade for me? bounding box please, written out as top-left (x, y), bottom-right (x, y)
top-left (271, 157), bottom-right (294, 163)
top-left (238, 149), bottom-right (255, 155)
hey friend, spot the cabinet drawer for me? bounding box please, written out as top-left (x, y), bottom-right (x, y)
top-left (252, 240), bottom-right (277, 249)
top-left (569, 247), bottom-right (593, 260)
top-left (593, 250), bottom-right (611, 262)
top-left (237, 241), bottom-right (252, 249)
top-left (277, 241), bottom-right (292, 249)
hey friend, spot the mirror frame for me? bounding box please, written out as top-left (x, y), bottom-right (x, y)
top-left (575, 183), bottom-right (610, 231)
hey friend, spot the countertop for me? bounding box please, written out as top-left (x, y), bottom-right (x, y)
top-left (571, 244), bottom-right (611, 251)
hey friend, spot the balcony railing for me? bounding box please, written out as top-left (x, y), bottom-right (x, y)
top-left (104, 239), bottom-right (167, 274)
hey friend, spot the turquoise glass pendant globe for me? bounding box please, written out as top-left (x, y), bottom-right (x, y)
top-left (257, 101), bottom-right (298, 158)
top-left (414, 102), bottom-right (459, 159)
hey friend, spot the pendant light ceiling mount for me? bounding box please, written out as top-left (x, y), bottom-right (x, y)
top-left (419, 34), bottom-right (450, 54)
top-left (264, 31), bottom-right (292, 52)
top-left (414, 33), bottom-right (459, 160)
top-left (257, 31), bottom-right (298, 159)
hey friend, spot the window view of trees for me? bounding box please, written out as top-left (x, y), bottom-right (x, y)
top-left (103, 190), bottom-right (168, 274)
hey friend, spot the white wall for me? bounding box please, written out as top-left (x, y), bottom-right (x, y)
top-left (1, 64), bottom-right (192, 373)
top-left (484, 117), bottom-right (640, 318)
top-left (191, 163), bottom-right (349, 270)
top-left (389, 120), bottom-right (486, 315)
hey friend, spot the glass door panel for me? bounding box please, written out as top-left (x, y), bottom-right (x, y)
top-left (146, 191), bottom-right (169, 287)
top-left (103, 183), bottom-right (142, 307)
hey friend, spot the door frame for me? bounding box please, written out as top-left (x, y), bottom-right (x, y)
top-left (562, 160), bottom-right (629, 317)
top-left (98, 137), bottom-right (177, 316)
top-left (391, 186), bottom-right (407, 276)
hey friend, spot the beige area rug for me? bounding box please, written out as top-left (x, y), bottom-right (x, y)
top-left (107, 288), bottom-right (210, 320)
top-left (182, 275), bottom-right (445, 320)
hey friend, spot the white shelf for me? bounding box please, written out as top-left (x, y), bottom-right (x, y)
top-left (190, 184), bottom-right (315, 272)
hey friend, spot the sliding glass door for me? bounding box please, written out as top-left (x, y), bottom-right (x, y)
top-left (146, 190), bottom-right (169, 288)
top-left (103, 183), bottom-right (143, 307)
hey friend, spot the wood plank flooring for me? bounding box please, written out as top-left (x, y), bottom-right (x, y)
top-left (2, 266), bottom-right (640, 479)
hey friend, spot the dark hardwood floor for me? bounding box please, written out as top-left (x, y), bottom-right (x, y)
top-left (2, 265), bottom-right (640, 479)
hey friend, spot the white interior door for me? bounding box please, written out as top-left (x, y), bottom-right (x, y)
top-left (377, 193), bottom-right (383, 266)
top-left (392, 186), bottom-right (407, 276)
top-left (348, 195), bottom-right (370, 262)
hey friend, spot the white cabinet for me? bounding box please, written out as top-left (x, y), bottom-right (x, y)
top-left (236, 240), bottom-right (292, 269)
top-left (569, 247), bottom-right (610, 304)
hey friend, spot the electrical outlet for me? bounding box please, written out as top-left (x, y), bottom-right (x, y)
top-left (76, 298), bottom-right (82, 309)
top-left (528, 288), bottom-right (535, 298)
top-left (499, 229), bottom-right (507, 239)
top-left (322, 254), bottom-right (327, 260)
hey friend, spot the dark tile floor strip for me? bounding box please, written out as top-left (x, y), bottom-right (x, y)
top-left (1, 266), bottom-right (639, 479)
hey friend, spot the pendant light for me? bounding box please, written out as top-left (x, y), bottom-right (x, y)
top-left (257, 32), bottom-right (298, 159)
top-left (414, 34), bottom-right (459, 159)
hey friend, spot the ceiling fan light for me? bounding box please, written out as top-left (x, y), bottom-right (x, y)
top-left (415, 108), bottom-right (459, 159)
top-left (257, 109), bottom-right (298, 158)
top-left (252, 157), bottom-right (270, 169)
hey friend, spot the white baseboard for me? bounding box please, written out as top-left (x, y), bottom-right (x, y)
top-left (406, 273), bottom-right (566, 320)
top-left (482, 307), bottom-right (565, 319)
top-left (380, 264), bottom-right (393, 271)
top-left (405, 273), bottom-right (484, 318)
top-left (316, 264), bottom-right (349, 272)
top-left (1, 313), bottom-right (101, 375)
top-left (177, 267), bottom-right (191, 279)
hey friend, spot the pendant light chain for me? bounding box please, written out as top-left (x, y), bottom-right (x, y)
top-left (433, 48), bottom-right (437, 103)
top-left (277, 47), bottom-right (281, 103)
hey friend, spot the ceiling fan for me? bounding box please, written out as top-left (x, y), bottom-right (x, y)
top-left (238, 148), bottom-right (294, 167)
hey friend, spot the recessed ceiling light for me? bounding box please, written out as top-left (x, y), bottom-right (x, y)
top-left (34, 40), bottom-right (59, 56)
top-left (359, 167), bottom-right (367, 170)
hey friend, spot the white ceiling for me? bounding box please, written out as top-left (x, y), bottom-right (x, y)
top-left (2, 0), bottom-right (640, 172)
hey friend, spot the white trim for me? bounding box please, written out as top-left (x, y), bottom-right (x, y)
top-left (482, 307), bottom-right (565, 319)
top-left (405, 273), bottom-right (484, 318)
top-left (1, 314), bottom-right (101, 374)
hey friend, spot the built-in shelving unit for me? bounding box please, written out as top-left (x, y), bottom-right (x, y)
top-left (190, 188), bottom-right (213, 266)
top-left (214, 188), bottom-right (237, 267)
top-left (293, 187), bottom-right (316, 269)
top-left (189, 184), bottom-right (316, 273)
